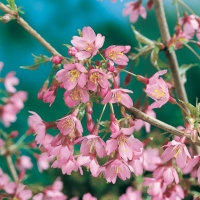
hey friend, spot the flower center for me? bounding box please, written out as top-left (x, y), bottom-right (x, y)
top-left (70, 87), bottom-right (83, 101)
top-left (67, 69), bottom-right (80, 82)
top-left (152, 88), bottom-right (165, 99)
top-left (85, 43), bottom-right (94, 52)
top-left (118, 136), bottom-right (127, 152)
top-left (61, 117), bottom-right (75, 129)
top-left (108, 50), bottom-right (123, 60)
top-left (89, 72), bottom-right (102, 84)
top-left (173, 146), bottom-right (181, 158)
top-left (113, 92), bottom-right (122, 102)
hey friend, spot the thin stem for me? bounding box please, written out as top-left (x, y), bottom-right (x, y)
top-left (109, 102), bottom-right (114, 114)
top-left (117, 68), bottom-right (137, 77)
top-left (15, 134), bottom-right (27, 147)
top-left (97, 104), bottom-right (107, 125)
top-left (0, 2), bottom-right (61, 56)
top-left (184, 43), bottom-right (200, 60)
top-left (175, 102), bottom-right (191, 117)
top-left (5, 155), bottom-right (18, 182)
top-left (175, 0), bottom-right (180, 20)
top-left (177, 0), bottom-right (196, 15)
top-left (127, 106), bottom-right (200, 146)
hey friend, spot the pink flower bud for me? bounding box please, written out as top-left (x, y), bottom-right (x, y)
top-left (86, 102), bottom-right (93, 114)
top-left (68, 47), bottom-right (78, 56)
top-left (37, 81), bottom-right (49, 99)
top-left (51, 55), bottom-right (64, 65)
top-left (9, 131), bottom-right (18, 138)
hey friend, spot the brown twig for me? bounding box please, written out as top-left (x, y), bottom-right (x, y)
top-left (128, 106), bottom-right (200, 146)
top-left (0, 2), bottom-right (61, 56)
top-left (152, 0), bottom-right (199, 154)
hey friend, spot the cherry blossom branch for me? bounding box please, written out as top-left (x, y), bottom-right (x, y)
top-left (153, 0), bottom-right (199, 153)
top-left (128, 106), bottom-right (200, 146)
top-left (5, 154), bottom-right (18, 182)
top-left (152, 0), bottom-right (188, 105)
top-left (0, 2), bottom-right (61, 56)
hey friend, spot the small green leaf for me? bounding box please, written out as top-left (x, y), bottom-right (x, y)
top-left (99, 120), bottom-right (110, 128)
top-left (131, 25), bottom-right (154, 45)
top-left (20, 63), bottom-right (42, 70)
top-left (63, 44), bottom-right (72, 49)
top-left (179, 63), bottom-right (199, 84)
top-left (6, 0), bottom-right (16, 10)
top-left (179, 100), bottom-right (199, 118)
top-left (150, 47), bottom-right (160, 70)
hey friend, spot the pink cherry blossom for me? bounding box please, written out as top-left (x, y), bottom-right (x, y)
top-left (82, 193), bottom-right (97, 200)
top-left (87, 69), bottom-right (110, 91)
top-left (56, 63), bottom-right (87, 90)
top-left (10, 91), bottom-right (27, 111)
top-left (79, 135), bottom-right (106, 158)
top-left (37, 152), bottom-right (54, 172)
top-left (153, 166), bottom-right (179, 185)
top-left (144, 70), bottom-right (170, 109)
top-left (106, 126), bottom-right (143, 161)
top-left (28, 111), bottom-right (47, 145)
top-left (123, 1), bottom-right (147, 23)
top-left (1, 103), bottom-right (18, 127)
top-left (64, 85), bottom-right (89, 107)
top-left (183, 155), bottom-right (200, 183)
top-left (161, 136), bottom-right (191, 168)
top-left (119, 187), bottom-right (142, 200)
top-left (57, 109), bottom-right (83, 136)
top-left (104, 45), bottom-right (131, 65)
top-left (103, 158), bottom-right (132, 183)
top-left (4, 71), bottom-right (19, 93)
top-left (77, 155), bottom-right (101, 177)
top-left (0, 168), bottom-right (16, 194)
top-left (102, 88), bottom-right (133, 108)
top-left (143, 147), bottom-right (162, 171)
top-left (71, 26), bottom-right (105, 60)
top-left (13, 184), bottom-right (32, 200)
top-left (179, 14), bottom-right (199, 36)
top-left (16, 155), bottom-right (33, 172)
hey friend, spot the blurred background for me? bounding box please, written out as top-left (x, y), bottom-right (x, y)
top-left (0, 0), bottom-right (200, 199)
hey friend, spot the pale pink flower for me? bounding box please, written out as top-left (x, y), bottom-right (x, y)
top-left (64, 85), bottom-right (89, 107)
top-left (79, 135), bottom-right (106, 158)
top-left (179, 14), bottom-right (199, 36)
top-left (143, 178), bottom-right (166, 199)
top-left (57, 109), bottom-right (83, 136)
top-left (103, 158), bottom-right (132, 183)
top-left (106, 126), bottom-right (143, 161)
top-left (33, 178), bottom-right (67, 200)
top-left (4, 71), bottom-right (19, 93)
top-left (153, 166), bottom-right (179, 184)
top-left (28, 111), bottom-right (47, 145)
top-left (77, 155), bottom-right (101, 177)
top-left (71, 26), bottom-right (105, 60)
top-left (0, 168), bottom-right (16, 194)
top-left (144, 70), bottom-right (170, 109)
top-left (161, 136), bottom-right (191, 168)
top-left (143, 147), bottom-right (162, 171)
top-left (68, 46), bottom-right (78, 56)
top-left (14, 184), bottom-right (32, 200)
top-left (16, 155), bottom-right (33, 172)
top-left (87, 69), bottom-right (110, 91)
top-left (105, 45), bottom-right (131, 65)
top-left (102, 88), bottom-right (133, 108)
top-left (1, 103), bottom-right (17, 127)
top-left (10, 91), bottom-right (27, 111)
top-left (82, 193), bottom-right (97, 200)
top-left (56, 63), bottom-right (87, 90)
top-left (37, 152), bottom-right (54, 172)
top-left (123, 1), bottom-right (147, 23)
top-left (119, 187), bottom-right (142, 200)
top-left (128, 158), bottom-right (143, 176)
top-left (135, 106), bottom-right (156, 132)
top-left (183, 155), bottom-right (200, 183)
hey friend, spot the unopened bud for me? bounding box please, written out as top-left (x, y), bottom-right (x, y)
top-left (51, 55), bottom-right (64, 65)
top-left (2, 14), bottom-right (12, 23)
top-left (68, 47), bottom-right (77, 56)
top-left (9, 131), bottom-right (18, 138)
